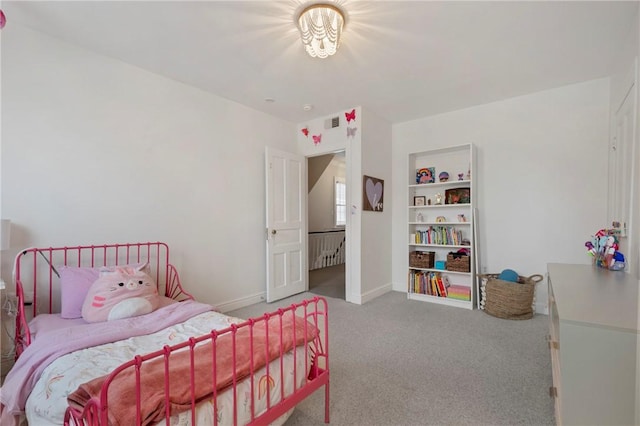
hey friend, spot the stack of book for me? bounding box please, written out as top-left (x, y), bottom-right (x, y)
top-left (412, 226), bottom-right (465, 245)
top-left (447, 285), bottom-right (471, 301)
top-left (408, 271), bottom-right (449, 297)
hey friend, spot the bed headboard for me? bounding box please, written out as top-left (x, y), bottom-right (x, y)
top-left (13, 242), bottom-right (193, 358)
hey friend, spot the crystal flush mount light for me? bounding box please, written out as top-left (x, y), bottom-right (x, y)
top-left (297, 3), bottom-right (345, 59)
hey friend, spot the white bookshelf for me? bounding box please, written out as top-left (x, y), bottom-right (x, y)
top-left (407, 144), bottom-right (477, 309)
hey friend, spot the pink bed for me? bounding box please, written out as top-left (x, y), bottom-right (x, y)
top-left (0, 242), bottom-right (329, 425)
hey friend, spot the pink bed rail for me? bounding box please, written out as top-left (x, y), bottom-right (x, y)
top-left (13, 242), bottom-right (194, 359)
top-left (63, 297), bottom-right (330, 426)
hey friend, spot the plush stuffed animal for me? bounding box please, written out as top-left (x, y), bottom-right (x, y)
top-left (82, 263), bottom-right (160, 323)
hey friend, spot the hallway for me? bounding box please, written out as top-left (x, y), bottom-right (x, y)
top-left (309, 263), bottom-right (345, 300)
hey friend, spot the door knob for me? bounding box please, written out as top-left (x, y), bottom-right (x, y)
top-left (271, 229), bottom-right (277, 235)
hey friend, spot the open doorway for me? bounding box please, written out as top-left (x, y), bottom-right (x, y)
top-left (307, 150), bottom-right (346, 300)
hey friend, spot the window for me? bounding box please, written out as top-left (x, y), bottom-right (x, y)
top-left (334, 177), bottom-right (346, 227)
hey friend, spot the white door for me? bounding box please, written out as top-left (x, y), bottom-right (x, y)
top-left (265, 147), bottom-right (307, 302)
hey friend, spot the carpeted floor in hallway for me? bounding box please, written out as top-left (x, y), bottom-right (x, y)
top-left (309, 263), bottom-right (345, 299)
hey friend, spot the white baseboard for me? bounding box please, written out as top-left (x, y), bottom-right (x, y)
top-left (215, 292), bottom-right (265, 313)
top-left (217, 282), bottom-right (393, 311)
top-left (350, 282), bottom-right (393, 305)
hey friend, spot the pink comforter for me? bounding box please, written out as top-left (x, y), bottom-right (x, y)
top-left (67, 312), bottom-right (318, 426)
top-left (0, 300), bottom-right (213, 425)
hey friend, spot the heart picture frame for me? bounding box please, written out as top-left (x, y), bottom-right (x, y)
top-left (363, 175), bottom-right (384, 212)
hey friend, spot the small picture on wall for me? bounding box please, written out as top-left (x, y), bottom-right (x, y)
top-left (414, 196), bottom-right (426, 206)
top-left (416, 167), bottom-right (436, 184)
top-left (363, 175), bottom-right (384, 212)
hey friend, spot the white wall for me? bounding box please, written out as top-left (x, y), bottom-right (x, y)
top-left (296, 113), bottom-right (349, 157)
top-left (360, 107), bottom-right (393, 302)
top-left (308, 154), bottom-right (345, 232)
top-left (392, 78), bottom-right (611, 313)
top-left (1, 24), bottom-right (297, 311)
top-left (607, 6), bottom-right (640, 420)
top-left (609, 14), bottom-right (639, 281)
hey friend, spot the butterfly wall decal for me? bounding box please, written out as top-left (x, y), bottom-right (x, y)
top-left (312, 134), bottom-right (322, 145)
top-left (301, 127), bottom-right (309, 137)
top-left (347, 127), bottom-right (358, 138)
top-left (345, 109), bottom-right (356, 124)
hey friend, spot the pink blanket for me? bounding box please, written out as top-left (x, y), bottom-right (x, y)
top-left (67, 312), bottom-right (318, 426)
top-left (0, 300), bottom-right (213, 425)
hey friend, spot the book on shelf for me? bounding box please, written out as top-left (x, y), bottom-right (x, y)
top-left (408, 270), bottom-right (450, 297)
top-left (411, 226), bottom-right (465, 245)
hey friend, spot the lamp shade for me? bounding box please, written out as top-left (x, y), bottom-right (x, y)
top-left (297, 3), bottom-right (344, 59)
top-left (1, 219), bottom-right (11, 250)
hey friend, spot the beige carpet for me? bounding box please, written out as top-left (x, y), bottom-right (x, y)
top-left (229, 291), bottom-right (555, 426)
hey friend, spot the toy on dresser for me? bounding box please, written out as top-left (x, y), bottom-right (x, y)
top-left (585, 228), bottom-right (626, 271)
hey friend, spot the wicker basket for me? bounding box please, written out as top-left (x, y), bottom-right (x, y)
top-left (446, 253), bottom-right (470, 272)
top-left (479, 273), bottom-right (543, 320)
top-left (409, 251), bottom-right (434, 268)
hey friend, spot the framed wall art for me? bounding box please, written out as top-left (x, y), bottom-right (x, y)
top-left (445, 187), bottom-right (471, 204)
top-left (416, 167), bottom-right (435, 184)
top-left (363, 175), bottom-right (384, 211)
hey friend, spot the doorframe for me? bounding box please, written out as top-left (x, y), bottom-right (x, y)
top-left (305, 148), bottom-right (354, 303)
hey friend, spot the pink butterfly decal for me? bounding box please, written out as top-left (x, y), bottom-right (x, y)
top-left (0, 10), bottom-right (6, 29)
top-left (312, 134), bottom-right (322, 145)
top-left (347, 127), bottom-right (357, 138)
top-left (301, 127), bottom-right (309, 137)
top-left (345, 109), bottom-right (356, 124)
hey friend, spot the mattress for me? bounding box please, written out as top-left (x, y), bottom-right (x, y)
top-left (25, 310), bottom-right (310, 425)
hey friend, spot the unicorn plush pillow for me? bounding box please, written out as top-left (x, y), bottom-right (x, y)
top-left (81, 263), bottom-right (161, 323)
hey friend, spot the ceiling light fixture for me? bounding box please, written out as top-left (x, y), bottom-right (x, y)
top-left (297, 3), bottom-right (345, 59)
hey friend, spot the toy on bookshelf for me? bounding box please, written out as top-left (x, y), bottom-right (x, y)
top-left (416, 167), bottom-right (435, 184)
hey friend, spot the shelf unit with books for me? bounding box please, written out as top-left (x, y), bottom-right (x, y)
top-left (408, 143), bottom-right (476, 310)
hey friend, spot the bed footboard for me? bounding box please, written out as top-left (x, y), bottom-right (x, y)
top-left (63, 297), bottom-right (330, 426)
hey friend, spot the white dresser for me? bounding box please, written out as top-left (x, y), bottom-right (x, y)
top-left (547, 263), bottom-right (639, 425)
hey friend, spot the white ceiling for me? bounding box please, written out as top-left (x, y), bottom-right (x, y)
top-left (4, 1), bottom-right (639, 124)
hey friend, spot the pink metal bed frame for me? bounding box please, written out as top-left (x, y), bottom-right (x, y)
top-left (12, 242), bottom-right (330, 425)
